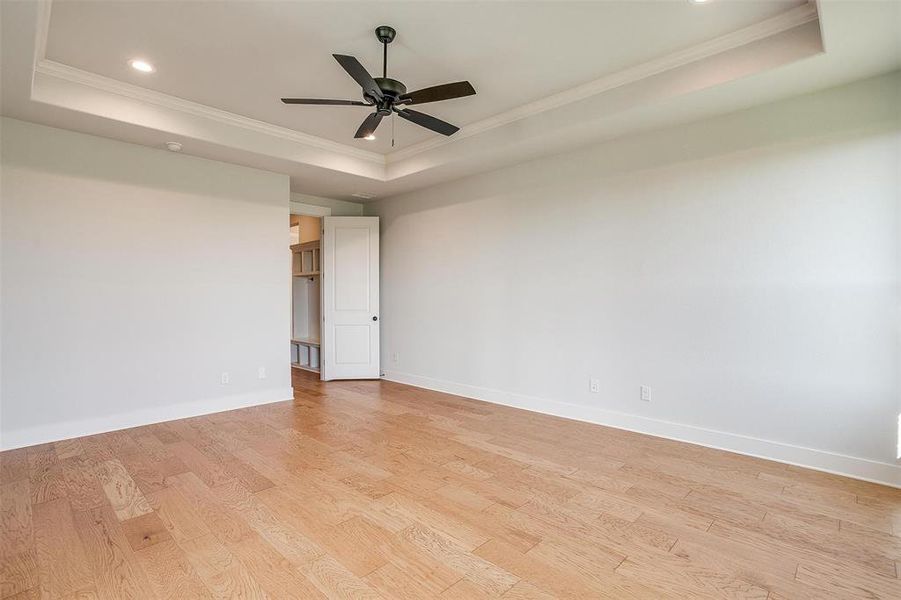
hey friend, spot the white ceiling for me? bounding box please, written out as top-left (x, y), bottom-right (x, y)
top-left (44, 0), bottom-right (805, 154)
top-left (2, 1), bottom-right (900, 202)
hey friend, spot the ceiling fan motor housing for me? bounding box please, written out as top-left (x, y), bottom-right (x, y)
top-left (369, 78), bottom-right (406, 114)
top-left (374, 77), bottom-right (406, 97)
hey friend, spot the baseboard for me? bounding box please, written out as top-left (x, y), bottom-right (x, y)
top-left (0, 387), bottom-right (295, 451)
top-left (383, 370), bottom-right (901, 489)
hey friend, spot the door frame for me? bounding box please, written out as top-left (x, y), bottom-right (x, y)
top-left (290, 200), bottom-right (331, 218)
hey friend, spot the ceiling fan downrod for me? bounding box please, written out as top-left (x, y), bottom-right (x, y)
top-left (375, 25), bottom-right (396, 79)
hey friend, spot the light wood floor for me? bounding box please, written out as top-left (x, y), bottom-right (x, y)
top-left (2, 371), bottom-right (899, 599)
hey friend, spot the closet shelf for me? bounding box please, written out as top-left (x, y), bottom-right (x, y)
top-left (291, 240), bottom-right (320, 253)
top-left (292, 271), bottom-right (320, 277)
top-left (291, 337), bottom-right (320, 347)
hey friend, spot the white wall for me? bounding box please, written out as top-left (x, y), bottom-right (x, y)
top-left (368, 72), bottom-right (901, 486)
top-left (0, 117), bottom-right (292, 449)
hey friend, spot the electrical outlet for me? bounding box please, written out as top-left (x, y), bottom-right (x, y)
top-left (392, 352), bottom-right (399, 363)
top-left (589, 378), bottom-right (600, 393)
top-left (221, 372), bottom-right (230, 385)
top-left (640, 385), bottom-right (651, 401)
top-left (257, 367), bottom-right (267, 380)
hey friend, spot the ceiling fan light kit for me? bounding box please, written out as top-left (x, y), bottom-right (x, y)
top-left (282, 25), bottom-right (476, 140)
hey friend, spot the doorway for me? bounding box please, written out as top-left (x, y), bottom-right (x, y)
top-left (289, 201), bottom-right (381, 386)
top-left (289, 213), bottom-right (322, 380)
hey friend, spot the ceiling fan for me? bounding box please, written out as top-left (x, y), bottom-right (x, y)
top-left (281, 25), bottom-right (475, 140)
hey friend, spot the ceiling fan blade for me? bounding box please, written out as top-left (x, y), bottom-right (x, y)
top-left (354, 112), bottom-right (384, 139)
top-left (398, 81), bottom-right (476, 105)
top-left (394, 108), bottom-right (459, 136)
top-left (281, 98), bottom-right (371, 106)
top-left (333, 54), bottom-right (383, 101)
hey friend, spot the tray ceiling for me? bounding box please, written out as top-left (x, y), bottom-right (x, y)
top-left (3, 1), bottom-right (900, 201)
top-left (45, 0), bottom-right (805, 154)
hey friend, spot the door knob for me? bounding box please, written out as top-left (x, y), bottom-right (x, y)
top-left (372, 316), bottom-right (378, 321)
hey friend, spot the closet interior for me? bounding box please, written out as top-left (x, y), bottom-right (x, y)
top-left (290, 214), bottom-right (321, 374)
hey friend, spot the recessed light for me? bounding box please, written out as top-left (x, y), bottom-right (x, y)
top-left (352, 192), bottom-right (375, 200)
top-left (364, 134), bottom-right (376, 141)
top-left (165, 141), bottom-right (182, 152)
top-left (129, 59), bottom-right (155, 73)
top-left (689, 0), bottom-right (711, 3)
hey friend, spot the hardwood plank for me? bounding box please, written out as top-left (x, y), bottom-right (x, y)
top-left (0, 549), bottom-right (38, 599)
top-left (116, 451), bottom-right (174, 495)
top-left (762, 511), bottom-right (895, 576)
top-left (133, 540), bottom-right (213, 599)
top-left (401, 524), bottom-right (518, 596)
top-left (365, 562), bottom-right (455, 599)
top-left (374, 492), bottom-right (491, 550)
top-left (59, 456), bottom-right (106, 513)
top-left (473, 537), bottom-right (620, 599)
top-left (93, 460), bottom-right (153, 521)
top-left (145, 486), bottom-right (210, 543)
top-left (794, 560), bottom-right (901, 599)
top-left (321, 517), bottom-right (391, 577)
top-left (614, 550), bottom-right (769, 599)
top-left (3, 372), bottom-right (897, 599)
top-left (5, 587), bottom-right (40, 600)
top-left (298, 554), bottom-right (385, 599)
top-left (439, 578), bottom-right (494, 598)
top-left (53, 440), bottom-right (84, 461)
top-left (1, 479), bottom-right (33, 559)
top-left (164, 442), bottom-right (233, 489)
top-left (0, 449), bottom-right (29, 484)
top-left (118, 511), bottom-right (172, 551)
top-left (419, 485), bottom-right (541, 553)
top-left (178, 533), bottom-right (271, 599)
top-left (166, 473), bottom-right (326, 599)
top-left (71, 505), bottom-right (155, 599)
top-left (32, 499), bottom-right (93, 599)
top-left (501, 579), bottom-right (557, 599)
top-left (27, 446), bottom-right (66, 505)
top-left (211, 478), bottom-right (325, 566)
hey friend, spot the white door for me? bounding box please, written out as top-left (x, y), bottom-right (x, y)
top-left (321, 216), bottom-right (380, 380)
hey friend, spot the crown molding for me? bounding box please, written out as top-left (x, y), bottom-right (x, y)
top-left (33, 60), bottom-right (387, 166)
top-left (33, 1), bottom-right (52, 70)
top-left (386, 2), bottom-right (819, 163)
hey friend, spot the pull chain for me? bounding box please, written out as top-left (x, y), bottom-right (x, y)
top-left (392, 111), bottom-right (395, 147)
